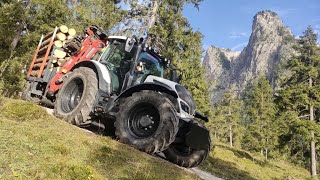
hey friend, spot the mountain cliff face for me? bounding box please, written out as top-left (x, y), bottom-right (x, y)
top-left (204, 10), bottom-right (295, 103)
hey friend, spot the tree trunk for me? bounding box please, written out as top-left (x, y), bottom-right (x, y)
top-left (265, 137), bottom-right (269, 161)
top-left (229, 124), bottom-right (233, 147)
top-left (147, 0), bottom-right (159, 30)
top-left (214, 128), bottom-right (217, 139)
top-left (146, 0), bottom-right (159, 45)
top-left (265, 149), bottom-right (268, 161)
top-left (10, 25), bottom-right (24, 54)
top-left (10, 0), bottom-right (31, 54)
top-left (309, 77), bottom-right (317, 177)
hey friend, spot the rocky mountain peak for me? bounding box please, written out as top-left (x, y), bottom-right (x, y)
top-left (253, 10), bottom-right (281, 28)
top-left (204, 10), bottom-right (295, 103)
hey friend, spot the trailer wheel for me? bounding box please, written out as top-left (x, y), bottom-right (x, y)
top-left (115, 91), bottom-right (179, 154)
top-left (163, 121), bottom-right (210, 168)
top-left (21, 82), bottom-right (40, 103)
top-left (54, 67), bottom-right (98, 126)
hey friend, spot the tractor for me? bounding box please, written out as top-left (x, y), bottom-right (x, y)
top-left (23, 26), bottom-right (212, 168)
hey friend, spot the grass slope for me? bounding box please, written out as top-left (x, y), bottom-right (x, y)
top-left (0, 98), bottom-right (198, 180)
top-left (200, 143), bottom-right (310, 180)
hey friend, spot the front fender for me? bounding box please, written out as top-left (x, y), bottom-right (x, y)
top-left (115, 82), bottom-right (178, 101)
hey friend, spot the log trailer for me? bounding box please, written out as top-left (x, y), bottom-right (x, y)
top-left (23, 25), bottom-right (212, 168)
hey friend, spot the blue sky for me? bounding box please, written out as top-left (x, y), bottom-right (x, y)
top-left (182, 0), bottom-right (320, 51)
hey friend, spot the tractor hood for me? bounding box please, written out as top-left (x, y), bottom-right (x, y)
top-left (144, 75), bottom-right (196, 117)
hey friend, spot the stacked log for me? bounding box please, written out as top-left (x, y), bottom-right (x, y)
top-left (30, 25), bottom-right (77, 77)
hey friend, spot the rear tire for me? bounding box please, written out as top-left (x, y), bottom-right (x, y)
top-left (54, 67), bottom-right (98, 126)
top-left (114, 91), bottom-right (179, 154)
top-left (163, 121), bottom-right (210, 168)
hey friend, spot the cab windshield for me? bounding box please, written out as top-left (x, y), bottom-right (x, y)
top-left (138, 52), bottom-right (164, 77)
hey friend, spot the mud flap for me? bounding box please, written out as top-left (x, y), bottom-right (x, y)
top-left (185, 123), bottom-right (211, 150)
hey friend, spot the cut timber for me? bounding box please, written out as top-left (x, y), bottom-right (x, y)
top-left (49, 64), bottom-right (54, 71)
top-left (52, 55), bottom-right (58, 62)
top-left (68, 28), bottom-right (76, 36)
top-left (38, 45), bottom-right (50, 55)
top-left (30, 70), bottom-right (40, 77)
top-left (54, 40), bottom-right (63, 48)
top-left (67, 35), bottom-right (74, 40)
top-left (59, 25), bottom-right (69, 34)
top-left (57, 58), bottom-right (66, 66)
top-left (43, 30), bottom-right (54, 41)
top-left (35, 57), bottom-right (45, 64)
top-left (48, 55), bottom-right (58, 64)
top-left (33, 63), bottom-right (47, 70)
top-left (56, 32), bottom-right (66, 41)
top-left (54, 48), bottom-right (67, 59)
top-left (40, 38), bottom-right (52, 48)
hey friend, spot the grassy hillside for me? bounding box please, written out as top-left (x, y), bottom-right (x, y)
top-left (200, 143), bottom-right (310, 180)
top-left (0, 98), bottom-right (198, 180)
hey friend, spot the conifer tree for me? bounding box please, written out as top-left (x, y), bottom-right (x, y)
top-left (242, 76), bottom-right (277, 160)
top-left (212, 88), bottom-right (242, 147)
top-left (278, 26), bottom-right (320, 176)
top-left (149, 0), bottom-right (212, 117)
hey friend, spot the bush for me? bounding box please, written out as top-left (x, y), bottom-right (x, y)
top-left (0, 101), bottom-right (47, 121)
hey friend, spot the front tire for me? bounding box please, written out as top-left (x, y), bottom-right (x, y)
top-left (163, 121), bottom-right (210, 168)
top-left (54, 67), bottom-right (98, 126)
top-left (115, 91), bottom-right (179, 154)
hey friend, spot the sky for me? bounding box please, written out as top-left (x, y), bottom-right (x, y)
top-left (182, 0), bottom-right (320, 52)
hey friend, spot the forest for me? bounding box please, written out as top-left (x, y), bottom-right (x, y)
top-left (0, 0), bottom-right (319, 178)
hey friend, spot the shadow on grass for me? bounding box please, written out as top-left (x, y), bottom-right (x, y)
top-left (216, 144), bottom-right (265, 166)
top-left (89, 141), bottom-right (195, 180)
top-left (83, 118), bottom-right (195, 179)
top-left (201, 155), bottom-right (257, 180)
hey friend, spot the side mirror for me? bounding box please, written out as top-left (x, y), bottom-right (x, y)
top-left (125, 36), bottom-right (136, 52)
top-left (176, 74), bottom-right (182, 83)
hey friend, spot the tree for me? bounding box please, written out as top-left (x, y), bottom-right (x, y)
top-left (149, 0), bottom-right (212, 117)
top-left (278, 26), bottom-right (320, 176)
top-left (0, 0), bottom-right (122, 96)
top-left (210, 88), bottom-right (242, 147)
top-left (242, 76), bottom-right (277, 160)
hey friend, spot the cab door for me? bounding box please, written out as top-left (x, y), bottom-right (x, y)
top-left (99, 40), bottom-right (135, 94)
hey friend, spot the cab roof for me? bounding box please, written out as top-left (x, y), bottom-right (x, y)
top-left (107, 36), bottom-right (127, 40)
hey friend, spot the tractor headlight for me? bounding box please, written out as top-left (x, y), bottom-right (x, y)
top-left (175, 84), bottom-right (196, 115)
top-left (180, 101), bottom-right (190, 114)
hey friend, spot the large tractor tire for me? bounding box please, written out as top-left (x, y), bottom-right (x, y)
top-left (54, 67), bottom-right (98, 126)
top-left (163, 121), bottom-right (210, 168)
top-left (115, 90), bottom-right (179, 154)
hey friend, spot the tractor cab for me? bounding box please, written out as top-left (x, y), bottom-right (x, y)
top-left (98, 36), bottom-right (135, 93)
top-left (98, 36), bottom-right (170, 95)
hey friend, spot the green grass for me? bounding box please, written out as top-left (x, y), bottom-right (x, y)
top-left (0, 98), bottom-right (198, 180)
top-left (200, 143), bottom-right (310, 180)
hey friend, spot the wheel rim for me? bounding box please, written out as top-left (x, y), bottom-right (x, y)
top-left (127, 103), bottom-right (160, 138)
top-left (61, 77), bottom-right (84, 113)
